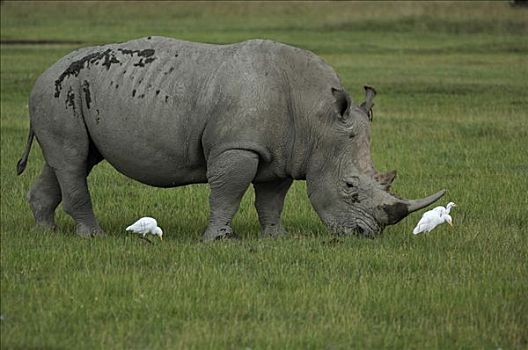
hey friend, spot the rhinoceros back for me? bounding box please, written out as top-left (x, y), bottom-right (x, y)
top-left (29, 37), bottom-right (341, 187)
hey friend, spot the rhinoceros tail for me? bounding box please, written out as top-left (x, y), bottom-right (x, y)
top-left (17, 126), bottom-right (35, 175)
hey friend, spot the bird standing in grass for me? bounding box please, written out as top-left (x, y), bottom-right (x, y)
top-left (413, 202), bottom-right (456, 235)
top-left (126, 217), bottom-right (163, 241)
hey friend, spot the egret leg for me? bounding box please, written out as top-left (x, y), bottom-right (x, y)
top-left (138, 235), bottom-right (153, 244)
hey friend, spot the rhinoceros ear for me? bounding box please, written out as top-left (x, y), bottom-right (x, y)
top-left (374, 170), bottom-right (397, 191)
top-left (331, 87), bottom-right (351, 119)
top-left (360, 85), bottom-right (376, 121)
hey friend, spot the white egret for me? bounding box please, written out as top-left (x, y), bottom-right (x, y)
top-left (412, 202), bottom-right (456, 235)
top-left (126, 217), bottom-right (163, 241)
top-left (431, 201), bottom-right (456, 215)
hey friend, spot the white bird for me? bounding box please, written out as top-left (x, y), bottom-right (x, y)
top-left (126, 217), bottom-right (163, 241)
top-left (412, 202), bottom-right (456, 235)
top-left (431, 201), bottom-right (457, 216)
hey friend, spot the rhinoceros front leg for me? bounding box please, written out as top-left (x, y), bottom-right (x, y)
top-left (254, 178), bottom-right (292, 238)
top-left (203, 149), bottom-right (259, 241)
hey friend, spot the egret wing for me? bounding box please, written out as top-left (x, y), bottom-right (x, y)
top-left (126, 217), bottom-right (157, 233)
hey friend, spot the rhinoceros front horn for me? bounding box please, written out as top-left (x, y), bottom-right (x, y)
top-left (406, 190), bottom-right (446, 212)
top-left (382, 189), bottom-right (446, 225)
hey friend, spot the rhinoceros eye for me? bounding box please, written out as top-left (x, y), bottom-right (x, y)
top-left (345, 176), bottom-right (359, 186)
top-left (344, 176), bottom-right (360, 192)
top-left (343, 177), bottom-right (360, 203)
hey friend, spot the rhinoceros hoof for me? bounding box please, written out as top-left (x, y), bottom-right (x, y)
top-left (33, 221), bottom-right (58, 232)
top-left (75, 223), bottom-right (105, 238)
top-left (260, 224), bottom-right (288, 239)
top-left (202, 226), bottom-right (238, 242)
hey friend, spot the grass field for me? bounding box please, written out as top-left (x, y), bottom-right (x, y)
top-left (1, 1), bottom-right (527, 349)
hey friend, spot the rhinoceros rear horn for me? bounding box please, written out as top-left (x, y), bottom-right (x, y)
top-left (382, 189), bottom-right (446, 225)
top-left (375, 170), bottom-right (397, 190)
top-left (360, 85), bottom-right (376, 120)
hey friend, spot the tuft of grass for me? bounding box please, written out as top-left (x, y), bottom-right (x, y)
top-left (1, 1), bottom-right (527, 349)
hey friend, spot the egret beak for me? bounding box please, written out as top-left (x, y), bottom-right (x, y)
top-left (159, 235), bottom-right (163, 241)
top-left (448, 221), bottom-right (453, 227)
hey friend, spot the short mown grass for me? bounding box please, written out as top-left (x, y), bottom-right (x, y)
top-left (1, 1), bottom-right (527, 349)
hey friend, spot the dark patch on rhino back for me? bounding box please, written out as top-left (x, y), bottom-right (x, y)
top-left (134, 59), bottom-right (146, 67)
top-left (95, 109), bottom-right (101, 124)
top-left (82, 81), bottom-right (92, 109)
top-left (65, 87), bottom-right (75, 110)
top-left (117, 48), bottom-right (155, 58)
top-left (54, 47), bottom-right (157, 98)
top-left (102, 53), bottom-right (120, 70)
top-left (133, 57), bottom-right (157, 67)
top-left (54, 48), bottom-right (121, 98)
top-left (164, 67), bottom-right (174, 75)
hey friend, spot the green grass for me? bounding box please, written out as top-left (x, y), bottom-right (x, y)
top-left (1, 1), bottom-right (527, 349)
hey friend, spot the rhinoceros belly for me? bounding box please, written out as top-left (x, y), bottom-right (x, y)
top-left (88, 119), bottom-right (208, 188)
top-left (66, 38), bottom-right (217, 187)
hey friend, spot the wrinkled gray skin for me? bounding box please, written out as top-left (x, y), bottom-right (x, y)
top-left (17, 37), bottom-right (444, 240)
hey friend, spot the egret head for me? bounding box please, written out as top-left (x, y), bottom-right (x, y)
top-left (446, 202), bottom-right (456, 210)
top-left (445, 214), bottom-right (453, 227)
top-left (154, 227), bottom-right (163, 240)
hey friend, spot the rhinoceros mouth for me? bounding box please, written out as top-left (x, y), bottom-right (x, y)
top-left (325, 218), bottom-right (384, 238)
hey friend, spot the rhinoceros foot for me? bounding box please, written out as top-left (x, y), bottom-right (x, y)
top-left (260, 224), bottom-right (288, 239)
top-left (75, 223), bottom-right (105, 238)
top-left (34, 221), bottom-right (58, 232)
top-left (202, 225), bottom-right (240, 242)
top-left (29, 221), bottom-right (58, 235)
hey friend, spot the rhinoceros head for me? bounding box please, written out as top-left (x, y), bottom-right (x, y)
top-left (305, 86), bottom-right (444, 237)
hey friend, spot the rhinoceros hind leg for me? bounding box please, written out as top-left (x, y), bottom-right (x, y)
top-left (55, 166), bottom-right (104, 237)
top-left (202, 150), bottom-right (259, 241)
top-left (27, 163), bottom-right (62, 231)
top-left (254, 178), bottom-right (292, 238)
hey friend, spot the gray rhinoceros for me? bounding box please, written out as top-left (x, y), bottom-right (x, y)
top-left (17, 36), bottom-right (444, 240)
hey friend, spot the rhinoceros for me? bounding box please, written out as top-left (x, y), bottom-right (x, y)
top-left (17, 36), bottom-right (444, 240)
